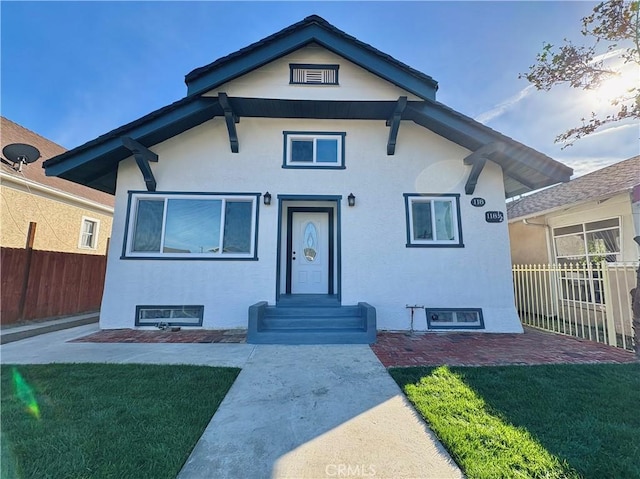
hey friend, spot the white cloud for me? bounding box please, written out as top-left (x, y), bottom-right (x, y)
top-left (578, 121), bottom-right (639, 140)
top-left (592, 48), bottom-right (626, 64)
top-left (474, 85), bottom-right (535, 124)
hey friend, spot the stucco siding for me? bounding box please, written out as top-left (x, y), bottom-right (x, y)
top-left (508, 220), bottom-right (550, 264)
top-left (100, 117), bottom-right (521, 332)
top-left (206, 45), bottom-right (422, 101)
top-left (1, 184), bottom-right (113, 254)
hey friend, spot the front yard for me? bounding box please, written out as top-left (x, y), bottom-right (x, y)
top-left (1, 363), bottom-right (239, 479)
top-left (390, 363), bottom-right (640, 479)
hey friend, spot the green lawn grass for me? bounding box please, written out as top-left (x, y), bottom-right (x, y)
top-left (390, 363), bottom-right (640, 479)
top-left (1, 363), bottom-right (240, 479)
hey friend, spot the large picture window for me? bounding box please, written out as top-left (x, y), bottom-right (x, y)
top-left (124, 192), bottom-right (259, 259)
top-left (283, 132), bottom-right (345, 169)
top-left (404, 194), bottom-right (463, 247)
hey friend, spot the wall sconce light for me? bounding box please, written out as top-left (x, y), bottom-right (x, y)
top-left (347, 193), bottom-right (356, 207)
top-left (263, 192), bottom-right (272, 206)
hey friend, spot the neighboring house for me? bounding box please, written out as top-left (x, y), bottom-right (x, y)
top-left (508, 155), bottom-right (640, 265)
top-left (43, 15), bottom-right (571, 342)
top-left (1, 117), bottom-right (114, 254)
top-left (507, 156), bottom-right (639, 348)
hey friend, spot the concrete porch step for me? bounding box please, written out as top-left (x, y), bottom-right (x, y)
top-left (248, 301), bottom-right (377, 345)
top-left (264, 305), bottom-right (361, 317)
top-left (248, 328), bottom-right (372, 345)
top-left (261, 316), bottom-right (365, 330)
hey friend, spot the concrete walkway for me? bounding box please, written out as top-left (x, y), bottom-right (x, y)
top-left (0, 325), bottom-right (462, 479)
top-left (0, 313), bottom-right (99, 344)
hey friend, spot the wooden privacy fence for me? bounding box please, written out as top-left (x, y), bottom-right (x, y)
top-left (513, 262), bottom-right (637, 351)
top-left (1, 247), bottom-right (107, 324)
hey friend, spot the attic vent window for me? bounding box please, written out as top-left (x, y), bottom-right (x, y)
top-left (290, 64), bottom-right (339, 85)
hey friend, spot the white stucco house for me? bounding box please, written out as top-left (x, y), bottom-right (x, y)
top-left (44, 15), bottom-right (572, 343)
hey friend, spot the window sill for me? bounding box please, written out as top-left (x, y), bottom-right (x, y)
top-left (405, 243), bottom-right (465, 248)
top-left (428, 324), bottom-right (485, 330)
top-left (120, 255), bottom-right (259, 261)
top-left (282, 164), bottom-right (346, 170)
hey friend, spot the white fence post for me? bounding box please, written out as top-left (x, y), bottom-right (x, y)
top-left (600, 262), bottom-right (618, 347)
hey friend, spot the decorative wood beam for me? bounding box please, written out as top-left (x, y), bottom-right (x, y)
top-left (463, 142), bottom-right (505, 195)
top-left (465, 156), bottom-right (487, 195)
top-left (218, 92), bottom-right (239, 153)
top-left (463, 141), bottom-right (505, 165)
top-left (121, 137), bottom-right (158, 192)
top-left (386, 96), bottom-right (407, 155)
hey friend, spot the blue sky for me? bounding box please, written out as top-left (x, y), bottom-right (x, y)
top-left (2, 1), bottom-right (638, 180)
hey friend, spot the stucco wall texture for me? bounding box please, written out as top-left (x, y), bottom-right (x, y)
top-left (1, 186), bottom-right (113, 254)
top-left (101, 117), bottom-right (521, 333)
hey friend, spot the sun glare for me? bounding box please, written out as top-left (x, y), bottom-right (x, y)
top-left (585, 66), bottom-right (640, 110)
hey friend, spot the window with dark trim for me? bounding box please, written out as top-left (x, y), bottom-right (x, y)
top-left (290, 64), bottom-right (339, 85)
top-left (124, 192), bottom-right (259, 259)
top-left (404, 194), bottom-right (463, 247)
top-left (426, 308), bottom-right (484, 329)
top-left (135, 305), bottom-right (204, 326)
top-left (283, 131), bottom-right (346, 169)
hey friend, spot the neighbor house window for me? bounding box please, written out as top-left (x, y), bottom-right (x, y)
top-left (404, 194), bottom-right (463, 247)
top-left (79, 217), bottom-right (99, 249)
top-left (136, 305), bottom-right (204, 327)
top-left (289, 64), bottom-right (339, 85)
top-left (426, 308), bottom-right (484, 329)
top-left (283, 132), bottom-right (346, 168)
top-left (124, 192), bottom-right (259, 259)
top-left (553, 218), bottom-right (621, 264)
top-left (553, 218), bottom-right (621, 304)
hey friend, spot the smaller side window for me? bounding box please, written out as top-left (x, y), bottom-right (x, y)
top-left (136, 305), bottom-right (204, 327)
top-left (283, 132), bottom-right (346, 169)
top-left (79, 217), bottom-right (100, 249)
top-left (404, 194), bottom-right (463, 247)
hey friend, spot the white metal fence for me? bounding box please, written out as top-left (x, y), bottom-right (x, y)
top-left (512, 262), bottom-right (637, 350)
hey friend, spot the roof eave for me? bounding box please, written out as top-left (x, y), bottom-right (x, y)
top-left (44, 96), bottom-right (220, 194)
top-left (185, 20), bottom-right (438, 101)
top-left (404, 102), bottom-right (572, 196)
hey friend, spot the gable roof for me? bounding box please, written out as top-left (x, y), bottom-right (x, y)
top-left (43, 15), bottom-right (572, 197)
top-left (507, 155), bottom-right (640, 220)
top-left (185, 15), bottom-right (438, 100)
top-left (1, 117), bottom-right (114, 208)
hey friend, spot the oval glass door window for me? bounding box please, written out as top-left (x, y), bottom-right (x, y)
top-left (303, 222), bottom-right (318, 262)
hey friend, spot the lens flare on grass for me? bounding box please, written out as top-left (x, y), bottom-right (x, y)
top-left (12, 368), bottom-right (40, 419)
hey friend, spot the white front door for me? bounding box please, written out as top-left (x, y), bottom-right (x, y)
top-left (291, 212), bottom-right (329, 294)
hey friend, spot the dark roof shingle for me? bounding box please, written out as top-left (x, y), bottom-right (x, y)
top-left (507, 156), bottom-right (639, 220)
